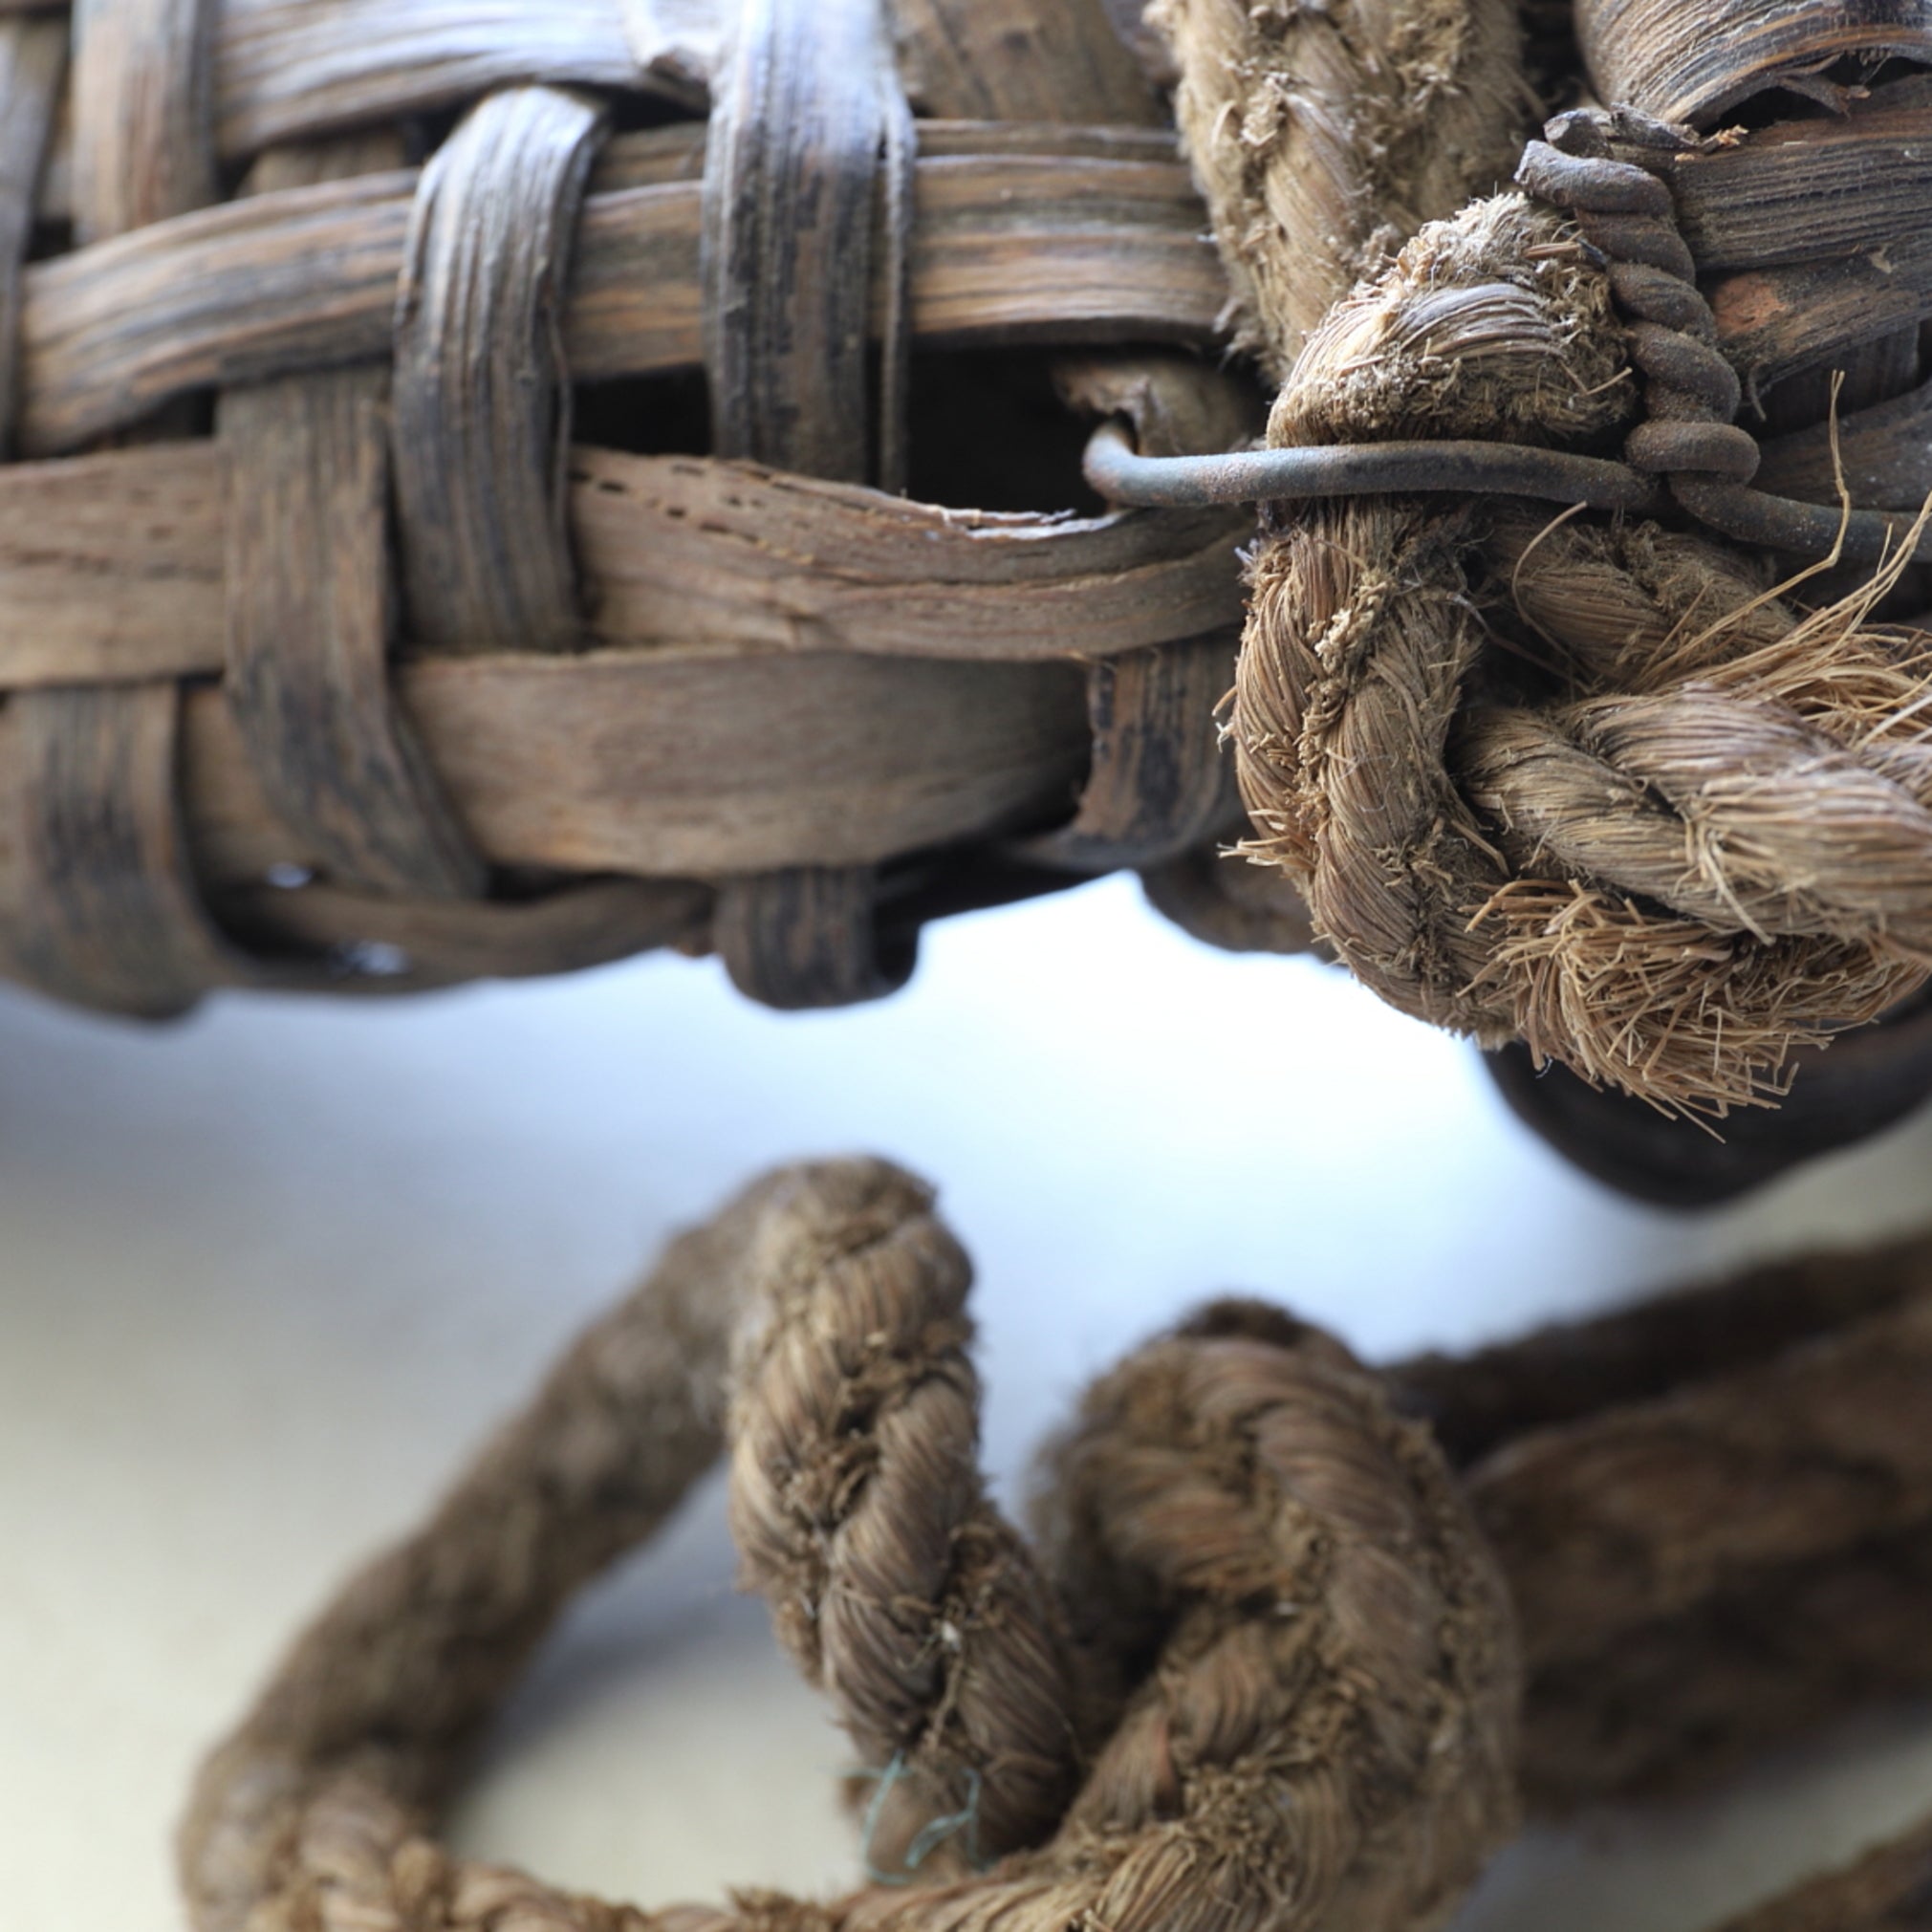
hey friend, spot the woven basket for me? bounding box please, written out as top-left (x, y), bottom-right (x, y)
top-left (8, 0), bottom-right (1932, 1199)
top-left (0, 0), bottom-right (1296, 1019)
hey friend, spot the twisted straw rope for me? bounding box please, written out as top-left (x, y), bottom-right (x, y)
top-left (180, 1161), bottom-right (1519, 1932)
top-left (1233, 211), bottom-right (1932, 1113)
top-left (179, 1161), bottom-right (1932, 1932)
top-left (1152, 0), bottom-right (1932, 1114)
top-left (1147, 0), bottom-right (1528, 377)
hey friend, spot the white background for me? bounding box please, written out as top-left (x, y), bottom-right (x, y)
top-left (6, 875), bottom-right (1932, 1929)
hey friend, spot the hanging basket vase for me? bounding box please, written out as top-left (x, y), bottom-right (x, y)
top-left (8, 0), bottom-right (1932, 1197)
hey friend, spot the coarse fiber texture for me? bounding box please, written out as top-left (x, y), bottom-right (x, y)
top-left (1147, 0), bottom-right (1531, 377)
top-left (1150, 0), bottom-right (1932, 1114)
top-left (1236, 453), bottom-right (1932, 1114)
top-left (1219, 180), bottom-right (1932, 1114)
top-left (181, 1161), bottom-right (1932, 1932)
top-left (179, 1160), bottom-right (1520, 1932)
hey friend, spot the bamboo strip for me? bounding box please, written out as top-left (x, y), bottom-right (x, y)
top-left (15, 0), bottom-right (239, 1019)
top-left (221, 360), bottom-right (486, 901)
top-left (1582, 0), bottom-right (1932, 126)
top-left (1673, 90), bottom-right (1932, 272)
top-left (0, 17), bottom-right (63, 455)
top-left (215, 876), bottom-right (715, 992)
top-left (213, 0), bottom-right (709, 157)
top-left (69, 0), bottom-right (216, 242)
top-left (28, 112), bottom-right (1928, 456)
top-left (18, 147), bottom-right (1222, 455)
top-left (570, 446), bottom-right (1247, 661)
top-left (0, 440), bottom-right (1245, 684)
top-left (22, 170), bottom-right (414, 455)
top-left (887, 0), bottom-right (1159, 124)
top-left (2, 681), bottom-right (241, 1014)
top-left (392, 87), bottom-right (606, 650)
top-left (0, 648), bottom-right (1092, 922)
top-left (203, 650), bottom-right (1093, 887)
top-left (0, 445), bottom-right (226, 684)
top-left (1708, 236), bottom-right (1932, 401)
top-left (33, 114), bottom-right (1186, 215)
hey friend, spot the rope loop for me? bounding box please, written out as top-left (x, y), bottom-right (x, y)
top-left (178, 1159), bottom-right (1932, 1932)
top-left (179, 1160), bottom-right (1521, 1932)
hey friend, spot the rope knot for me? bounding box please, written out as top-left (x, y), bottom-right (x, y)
top-left (1226, 112), bottom-right (1932, 1116)
top-left (180, 1161), bottom-right (1520, 1932)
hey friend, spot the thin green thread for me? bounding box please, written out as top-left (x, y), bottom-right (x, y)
top-left (855, 1757), bottom-right (987, 1885)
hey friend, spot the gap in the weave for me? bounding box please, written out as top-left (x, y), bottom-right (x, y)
top-left (575, 346), bottom-right (1107, 517)
top-left (903, 350), bottom-right (1106, 515)
top-left (25, 214), bottom-right (70, 264)
top-left (604, 91), bottom-right (708, 138)
top-left (1511, 31), bottom-right (1917, 154)
top-left (580, 368), bottom-right (714, 462)
top-left (1734, 55), bottom-right (1930, 129)
top-left (1519, 0), bottom-right (1582, 110)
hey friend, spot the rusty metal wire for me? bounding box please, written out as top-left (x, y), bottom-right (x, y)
top-left (1085, 420), bottom-right (1932, 567)
top-left (1082, 419), bottom-right (1664, 511)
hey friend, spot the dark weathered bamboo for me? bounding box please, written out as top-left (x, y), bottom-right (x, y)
top-left (1581, 0), bottom-right (1932, 125)
top-left (1757, 377), bottom-right (1932, 510)
top-left (214, 133), bottom-right (484, 904)
top-left (178, 648), bottom-right (1093, 889)
top-left (0, 17), bottom-right (63, 455)
top-left (11, 0), bottom-right (1932, 1135)
top-left (215, 0), bottom-right (716, 155)
top-left (17, 141), bottom-right (1223, 455)
top-left (0, 439), bottom-right (1246, 684)
top-left (888, 0), bottom-right (1158, 123)
top-left (1672, 84), bottom-right (1932, 271)
top-left (0, 4), bottom-right (1263, 1017)
top-left (27, 112), bottom-right (1932, 460)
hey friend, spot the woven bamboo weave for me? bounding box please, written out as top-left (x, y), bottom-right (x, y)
top-left (0, 0), bottom-right (1290, 1016)
top-left (13, 0), bottom-right (1932, 1195)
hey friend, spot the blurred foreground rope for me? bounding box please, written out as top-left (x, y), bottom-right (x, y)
top-left (183, 1161), bottom-right (1932, 1932)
